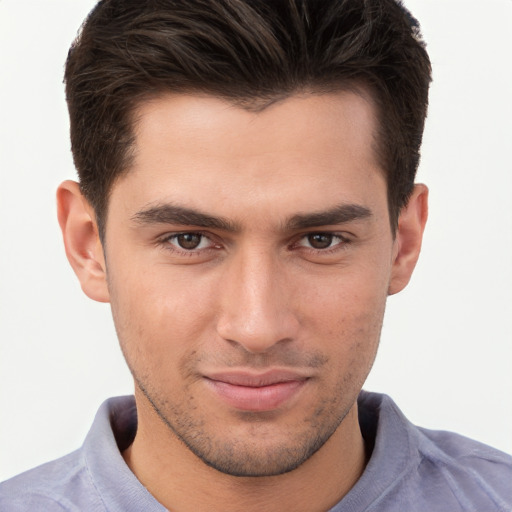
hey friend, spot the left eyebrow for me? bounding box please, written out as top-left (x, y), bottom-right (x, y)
top-left (285, 204), bottom-right (373, 231)
top-left (131, 204), bottom-right (238, 231)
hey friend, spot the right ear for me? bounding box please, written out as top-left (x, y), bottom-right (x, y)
top-left (56, 180), bottom-right (110, 303)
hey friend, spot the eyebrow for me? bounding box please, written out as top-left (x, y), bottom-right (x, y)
top-left (132, 204), bottom-right (238, 231)
top-left (131, 202), bottom-right (372, 232)
top-left (285, 204), bottom-right (372, 230)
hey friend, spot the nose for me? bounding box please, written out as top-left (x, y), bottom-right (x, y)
top-left (215, 245), bottom-right (300, 354)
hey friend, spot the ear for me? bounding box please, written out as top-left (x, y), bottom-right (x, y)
top-left (388, 184), bottom-right (428, 295)
top-left (56, 180), bottom-right (110, 303)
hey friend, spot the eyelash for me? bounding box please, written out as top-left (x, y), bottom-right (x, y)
top-left (158, 231), bottom-right (220, 256)
top-left (157, 231), bottom-right (351, 257)
top-left (293, 233), bottom-right (350, 254)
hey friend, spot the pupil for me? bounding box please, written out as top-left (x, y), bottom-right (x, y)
top-left (308, 233), bottom-right (333, 249)
top-left (177, 233), bottom-right (201, 249)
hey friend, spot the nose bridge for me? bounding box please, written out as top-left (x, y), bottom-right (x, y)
top-left (216, 241), bottom-right (298, 353)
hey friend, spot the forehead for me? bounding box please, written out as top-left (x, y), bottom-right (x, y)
top-left (132, 90), bottom-right (379, 167)
top-left (109, 91), bottom-right (386, 225)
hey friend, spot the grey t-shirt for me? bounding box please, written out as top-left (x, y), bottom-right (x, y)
top-left (1, 391), bottom-right (511, 511)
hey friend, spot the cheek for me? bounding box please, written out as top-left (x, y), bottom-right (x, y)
top-left (298, 266), bottom-right (388, 370)
top-left (107, 263), bottom-right (218, 378)
top-left (111, 258), bottom-right (215, 328)
top-left (300, 262), bottom-right (388, 330)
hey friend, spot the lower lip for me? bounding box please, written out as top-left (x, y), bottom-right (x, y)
top-left (204, 379), bottom-right (307, 412)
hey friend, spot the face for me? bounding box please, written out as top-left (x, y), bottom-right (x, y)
top-left (103, 92), bottom-right (397, 477)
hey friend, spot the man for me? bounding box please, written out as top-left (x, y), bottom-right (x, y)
top-left (1, 0), bottom-right (511, 510)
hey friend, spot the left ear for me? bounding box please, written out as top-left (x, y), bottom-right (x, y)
top-left (56, 180), bottom-right (110, 303)
top-left (388, 184), bottom-right (428, 295)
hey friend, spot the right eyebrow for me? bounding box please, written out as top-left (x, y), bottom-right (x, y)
top-left (131, 204), bottom-right (239, 232)
top-left (285, 203), bottom-right (373, 231)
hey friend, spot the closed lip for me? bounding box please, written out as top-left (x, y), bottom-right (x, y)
top-left (203, 369), bottom-right (311, 387)
top-left (202, 369), bottom-right (310, 411)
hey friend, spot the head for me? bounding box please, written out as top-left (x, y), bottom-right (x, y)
top-left (58, 0), bottom-right (430, 480)
top-left (64, 0), bottom-right (431, 240)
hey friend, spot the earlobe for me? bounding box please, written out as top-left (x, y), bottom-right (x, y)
top-left (57, 180), bottom-right (110, 303)
top-left (388, 184), bottom-right (428, 296)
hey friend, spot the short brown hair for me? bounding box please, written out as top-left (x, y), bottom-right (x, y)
top-left (65, 0), bottom-right (431, 238)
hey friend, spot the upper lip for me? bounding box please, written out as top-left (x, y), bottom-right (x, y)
top-left (204, 370), bottom-right (310, 387)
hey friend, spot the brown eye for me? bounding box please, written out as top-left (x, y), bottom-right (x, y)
top-left (176, 233), bottom-right (203, 250)
top-left (307, 233), bottom-right (334, 249)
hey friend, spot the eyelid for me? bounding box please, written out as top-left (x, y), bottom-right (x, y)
top-left (291, 231), bottom-right (352, 253)
top-left (155, 229), bottom-right (352, 257)
top-left (157, 230), bottom-right (221, 254)
top-left (299, 233), bottom-right (344, 246)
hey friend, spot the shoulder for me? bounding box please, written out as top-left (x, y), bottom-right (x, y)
top-left (0, 396), bottom-right (141, 512)
top-left (417, 426), bottom-right (512, 483)
top-left (403, 412), bottom-right (512, 510)
top-left (356, 391), bottom-right (512, 511)
top-left (418, 424), bottom-right (512, 466)
top-left (0, 449), bottom-right (104, 512)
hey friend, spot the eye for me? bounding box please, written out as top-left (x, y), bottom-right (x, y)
top-left (298, 233), bottom-right (346, 250)
top-left (167, 232), bottom-right (212, 251)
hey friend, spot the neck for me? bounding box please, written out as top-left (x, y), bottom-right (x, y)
top-left (123, 394), bottom-right (367, 512)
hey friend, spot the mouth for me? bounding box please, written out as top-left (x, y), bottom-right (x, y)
top-left (203, 370), bottom-right (310, 412)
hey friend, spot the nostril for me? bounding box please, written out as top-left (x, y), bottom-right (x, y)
top-left (216, 313), bottom-right (300, 354)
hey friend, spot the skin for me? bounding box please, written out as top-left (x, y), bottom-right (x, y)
top-left (57, 91), bottom-right (428, 512)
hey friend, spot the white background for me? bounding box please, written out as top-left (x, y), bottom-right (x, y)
top-left (0, 0), bottom-right (511, 482)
